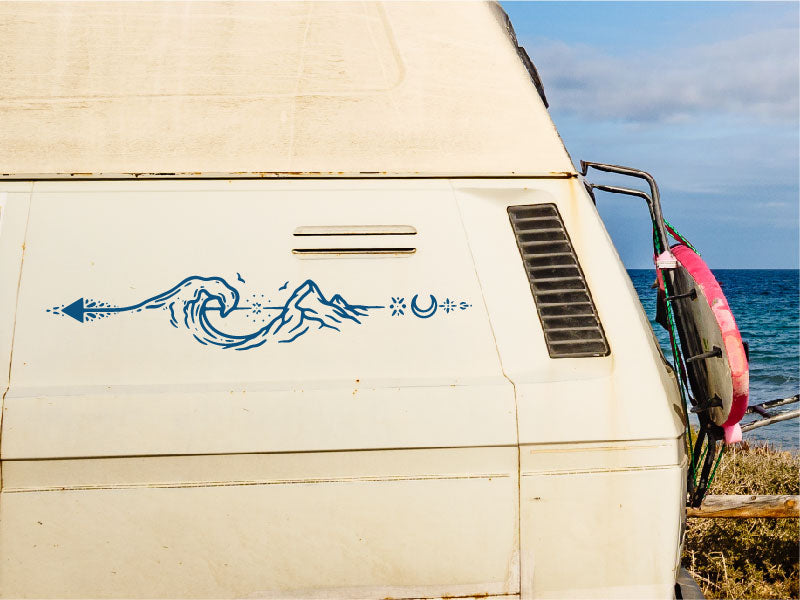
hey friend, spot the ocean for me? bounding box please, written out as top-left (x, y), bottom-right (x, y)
top-left (629, 269), bottom-right (799, 450)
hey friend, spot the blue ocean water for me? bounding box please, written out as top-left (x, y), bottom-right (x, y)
top-left (629, 269), bottom-right (799, 450)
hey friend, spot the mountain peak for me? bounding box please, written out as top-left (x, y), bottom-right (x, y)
top-left (285, 279), bottom-right (326, 305)
top-left (296, 279), bottom-right (323, 294)
top-left (329, 294), bottom-right (350, 308)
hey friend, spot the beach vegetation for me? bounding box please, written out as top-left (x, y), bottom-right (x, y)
top-left (683, 441), bottom-right (799, 599)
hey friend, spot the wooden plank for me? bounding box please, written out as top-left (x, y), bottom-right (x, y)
top-left (687, 495), bottom-right (799, 518)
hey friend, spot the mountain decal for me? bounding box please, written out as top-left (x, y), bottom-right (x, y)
top-left (48, 276), bottom-right (472, 350)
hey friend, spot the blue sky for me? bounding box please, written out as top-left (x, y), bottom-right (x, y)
top-left (502, 1), bottom-right (799, 268)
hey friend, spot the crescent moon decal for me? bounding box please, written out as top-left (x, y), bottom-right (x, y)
top-left (410, 294), bottom-right (438, 319)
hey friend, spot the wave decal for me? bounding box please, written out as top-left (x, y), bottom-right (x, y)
top-left (48, 276), bottom-right (472, 349)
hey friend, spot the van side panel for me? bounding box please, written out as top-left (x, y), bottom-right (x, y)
top-left (519, 442), bottom-right (684, 600)
top-left (0, 179), bottom-right (519, 599)
top-left (1, 448), bottom-right (519, 599)
top-left (5, 180), bottom-right (513, 458)
top-left (455, 178), bottom-right (685, 599)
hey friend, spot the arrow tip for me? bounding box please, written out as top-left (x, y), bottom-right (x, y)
top-left (62, 298), bottom-right (85, 323)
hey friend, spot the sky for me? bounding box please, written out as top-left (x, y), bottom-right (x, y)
top-left (502, 1), bottom-right (799, 269)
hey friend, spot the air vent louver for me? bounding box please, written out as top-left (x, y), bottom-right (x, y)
top-left (508, 204), bottom-right (610, 358)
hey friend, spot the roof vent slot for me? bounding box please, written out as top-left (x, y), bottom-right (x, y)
top-left (292, 225), bottom-right (417, 258)
top-left (293, 225), bottom-right (417, 237)
top-left (508, 203), bottom-right (610, 358)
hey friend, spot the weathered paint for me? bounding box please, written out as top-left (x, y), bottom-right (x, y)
top-left (0, 177), bottom-right (683, 598)
top-left (0, 2), bottom-right (574, 177)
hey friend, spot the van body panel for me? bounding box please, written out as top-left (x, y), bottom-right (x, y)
top-left (0, 448), bottom-right (520, 599)
top-left (0, 1), bottom-right (573, 177)
top-left (519, 439), bottom-right (686, 598)
top-left (454, 178), bottom-right (684, 443)
top-left (0, 178), bottom-right (522, 598)
top-left (520, 456), bottom-right (684, 599)
top-left (454, 178), bottom-right (685, 598)
top-left (4, 179), bottom-right (514, 459)
top-left (2, 383), bottom-right (515, 459)
top-left (0, 178), bottom-right (684, 599)
top-left (0, 184), bottom-right (31, 392)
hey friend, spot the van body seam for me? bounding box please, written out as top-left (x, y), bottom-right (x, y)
top-left (1, 181), bottom-right (34, 490)
top-left (450, 180), bottom-right (522, 596)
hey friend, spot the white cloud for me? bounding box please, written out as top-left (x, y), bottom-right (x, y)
top-left (755, 201), bottom-right (794, 210)
top-left (525, 27), bottom-right (799, 123)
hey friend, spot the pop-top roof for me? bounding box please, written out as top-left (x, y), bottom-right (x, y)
top-left (0, 1), bottom-right (575, 178)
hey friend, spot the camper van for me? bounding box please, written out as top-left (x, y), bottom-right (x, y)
top-left (1, 2), bottom-right (697, 598)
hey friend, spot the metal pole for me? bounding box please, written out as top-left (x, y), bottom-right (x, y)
top-left (580, 161), bottom-right (670, 252)
top-left (746, 394), bottom-right (799, 413)
top-left (741, 409), bottom-right (800, 432)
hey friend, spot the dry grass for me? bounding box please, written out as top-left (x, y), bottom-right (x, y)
top-left (683, 442), bottom-right (799, 599)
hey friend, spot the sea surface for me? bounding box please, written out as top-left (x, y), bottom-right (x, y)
top-left (629, 269), bottom-right (799, 450)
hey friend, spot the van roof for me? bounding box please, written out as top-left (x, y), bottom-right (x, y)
top-left (0, 1), bottom-right (575, 179)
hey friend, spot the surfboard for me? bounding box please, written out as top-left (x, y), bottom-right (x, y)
top-left (667, 244), bottom-right (749, 443)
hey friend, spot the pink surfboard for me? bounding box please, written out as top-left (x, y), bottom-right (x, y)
top-left (668, 245), bottom-right (749, 443)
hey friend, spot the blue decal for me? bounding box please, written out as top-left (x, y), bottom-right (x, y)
top-left (50, 277), bottom-right (473, 349)
top-left (54, 276), bottom-right (240, 325)
top-left (441, 298), bottom-right (457, 313)
top-left (62, 298), bottom-right (87, 323)
top-left (410, 294), bottom-right (437, 318)
top-left (236, 272), bottom-right (246, 284)
top-left (389, 297), bottom-right (406, 316)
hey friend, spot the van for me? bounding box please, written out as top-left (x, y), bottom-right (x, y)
top-left (0, 2), bottom-right (690, 598)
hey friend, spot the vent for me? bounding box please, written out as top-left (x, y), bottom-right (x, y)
top-left (292, 225), bottom-right (417, 258)
top-left (293, 225), bottom-right (417, 236)
top-left (292, 248), bottom-right (415, 258)
top-left (508, 204), bottom-right (610, 358)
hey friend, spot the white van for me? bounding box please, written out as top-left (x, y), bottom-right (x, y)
top-left (0, 2), bottom-right (691, 598)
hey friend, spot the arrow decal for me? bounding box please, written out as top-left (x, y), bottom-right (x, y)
top-left (49, 275), bottom-right (472, 349)
top-left (61, 298), bottom-right (87, 323)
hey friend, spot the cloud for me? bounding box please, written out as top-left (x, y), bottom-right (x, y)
top-left (754, 201), bottom-right (796, 210)
top-left (525, 27), bottom-right (799, 123)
